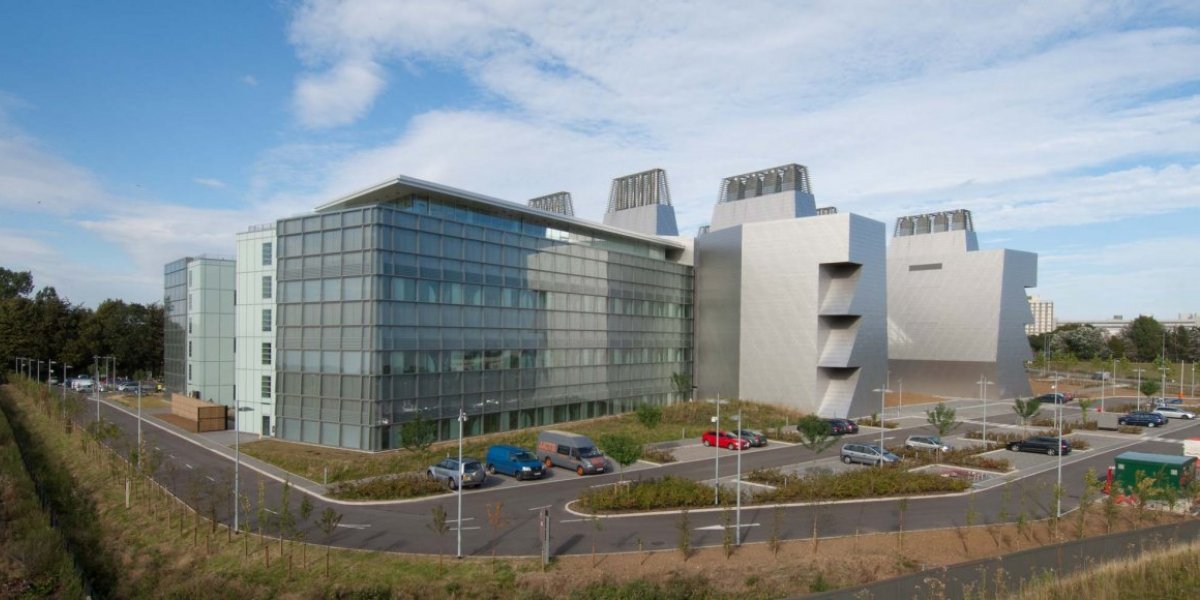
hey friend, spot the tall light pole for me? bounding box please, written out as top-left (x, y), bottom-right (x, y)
top-left (47, 360), bottom-right (55, 389)
top-left (709, 394), bottom-right (726, 506)
top-left (977, 376), bottom-right (993, 444)
top-left (456, 407), bottom-right (467, 559)
top-left (36, 360), bottom-right (43, 387)
top-left (93, 355), bottom-right (101, 423)
top-left (731, 408), bottom-right (743, 545)
top-left (872, 386), bottom-right (892, 463)
top-left (1134, 368), bottom-right (1145, 411)
top-left (60, 364), bottom-right (70, 418)
top-left (1053, 373), bottom-right (1063, 519)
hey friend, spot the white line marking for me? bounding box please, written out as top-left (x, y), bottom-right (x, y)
top-left (185, 464), bottom-right (193, 470)
top-left (696, 523), bottom-right (760, 531)
top-left (528, 505), bottom-right (552, 511)
top-left (206, 476), bottom-right (215, 482)
top-left (450, 526), bottom-right (481, 531)
top-left (336, 523), bottom-right (371, 530)
top-left (560, 518), bottom-right (586, 523)
top-left (264, 508), bottom-right (277, 514)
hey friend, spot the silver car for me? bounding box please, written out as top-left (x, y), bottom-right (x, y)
top-left (905, 435), bottom-right (951, 452)
top-left (1153, 407), bottom-right (1196, 420)
top-left (840, 443), bottom-right (900, 466)
top-left (427, 458), bottom-right (487, 490)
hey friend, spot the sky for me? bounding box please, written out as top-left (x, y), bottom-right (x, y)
top-left (1, 1), bottom-right (1198, 321)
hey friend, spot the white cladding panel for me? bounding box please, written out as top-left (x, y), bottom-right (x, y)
top-left (235, 228), bottom-right (277, 436)
top-left (186, 259), bottom-right (235, 406)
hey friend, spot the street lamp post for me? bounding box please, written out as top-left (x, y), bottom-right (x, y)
top-left (93, 356), bottom-right (101, 423)
top-left (47, 360), bottom-right (55, 390)
top-left (708, 394), bottom-right (727, 506)
top-left (977, 376), bottom-right (993, 444)
top-left (456, 407), bottom-right (467, 559)
top-left (731, 409), bottom-right (743, 545)
top-left (1134, 368), bottom-right (1145, 411)
top-left (60, 364), bottom-right (70, 418)
top-left (1054, 373), bottom-right (1063, 519)
top-left (872, 386), bottom-right (892, 463)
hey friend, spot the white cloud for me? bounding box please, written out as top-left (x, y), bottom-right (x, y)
top-left (293, 59), bottom-right (386, 128)
top-left (193, 177), bottom-right (227, 188)
top-left (241, 74), bottom-right (259, 86)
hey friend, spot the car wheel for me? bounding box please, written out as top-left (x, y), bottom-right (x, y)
top-left (543, 457), bottom-right (554, 469)
top-left (841, 455), bottom-right (852, 464)
top-left (448, 478), bottom-right (458, 491)
top-left (702, 439), bottom-right (711, 447)
top-left (1148, 422), bottom-right (1157, 428)
top-left (1048, 448), bottom-right (1057, 456)
top-left (576, 466), bottom-right (585, 477)
top-left (426, 470), bottom-right (435, 480)
top-left (486, 464), bottom-right (496, 475)
top-left (1008, 443), bottom-right (1020, 452)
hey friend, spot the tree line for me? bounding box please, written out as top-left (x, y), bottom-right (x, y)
top-left (1030, 315), bottom-right (1200, 365)
top-left (0, 267), bottom-right (163, 380)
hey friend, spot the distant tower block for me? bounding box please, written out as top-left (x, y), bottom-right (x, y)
top-left (710, 163), bottom-right (818, 231)
top-left (602, 168), bottom-right (679, 236)
top-left (528, 192), bottom-right (575, 217)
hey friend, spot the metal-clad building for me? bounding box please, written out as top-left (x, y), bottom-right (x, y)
top-left (887, 210), bottom-right (1037, 400)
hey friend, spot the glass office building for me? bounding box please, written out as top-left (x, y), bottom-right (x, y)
top-left (163, 258), bottom-right (189, 394)
top-left (272, 179), bottom-right (693, 451)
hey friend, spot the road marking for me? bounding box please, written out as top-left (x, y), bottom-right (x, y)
top-left (185, 464), bottom-right (193, 470)
top-left (336, 523), bottom-right (371, 530)
top-left (559, 518), bottom-right (587, 523)
top-left (264, 508), bottom-right (277, 515)
top-left (155, 446), bottom-right (161, 451)
top-left (205, 476), bottom-right (215, 482)
top-left (528, 505), bottom-right (552, 511)
top-left (450, 526), bottom-right (481, 531)
top-left (455, 517), bottom-right (476, 522)
top-left (696, 523), bottom-right (760, 531)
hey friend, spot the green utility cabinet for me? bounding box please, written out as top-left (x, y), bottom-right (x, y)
top-left (1113, 452), bottom-right (1196, 493)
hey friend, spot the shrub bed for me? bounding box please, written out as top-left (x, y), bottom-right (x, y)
top-left (856, 414), bottom-right (899, 429)
top-left (751, 467), bottom-right (969, 503)
top-left (965, 431), bottom-right (1025, 444)
top-left (641, 447), bottom-right (677, 464)
top-left (328, 472), bottom-right (447, 500)
top-left (578, 476), bottom-right (736, 511)
top-left (1031, 417), bottom-right (1076, 434)
top-left (886, 447), bottom-right (1012, 472)
top-left (1117, 425), bottom-right (1144, 435)
top-left (1067, 436), bottom-right (1091, 450)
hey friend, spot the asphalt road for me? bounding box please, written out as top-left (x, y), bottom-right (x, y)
top-left (70, 391), bottom-right (1199, 558)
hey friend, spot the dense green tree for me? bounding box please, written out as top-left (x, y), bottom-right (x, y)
top-left (0, 267), bottom-right (33, 299)
top-left (1122, 316), bottom-right (1165, 362)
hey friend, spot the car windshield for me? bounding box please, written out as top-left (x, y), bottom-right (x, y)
top-left (464, 462), bottom-right (482, 471)
top-left (578, 447), bottom-right (602, 458)
top-left (513, 451), bottom-right (535, 461)
top-left (927, 437), bottom-right (942, 444)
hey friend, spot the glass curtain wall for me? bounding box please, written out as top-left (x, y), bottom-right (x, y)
top-left (163, 258), bottom-right (189, 394)
top-left (274, 195), bottom-right (693, 451)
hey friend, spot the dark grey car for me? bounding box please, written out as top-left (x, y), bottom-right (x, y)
top-left (427, 458), bottom-right (487, 490)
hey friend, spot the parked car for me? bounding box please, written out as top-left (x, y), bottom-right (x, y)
top-left (426, 457), bottom-right (486, 490)
top-left (1035, 392), bottom-right (1072, 404)
top-left (840, 443), bottom-right (899, 466)
top-left (122, 384), bottom-right (144, 395)
top-left (1007, 436), bottom-right (1071, 455)
top-left (117, 380), bottom-right (140, 392)
top-left (536, 430), bottom-right (607, 476)
top-left (1117, 411), bottom-right (1168, 428)
top-left (823, 418), bottom-right (859, 435)
top-left (69, 377), bottom-right (94, 391)
top-left (905, 435), bottom-right (951, 452)
top-left (1153, 407), bottom-right (1196, 420)
top-left (701, 430), bottom-right (748, 450)
top-left (1151, 396), bottom-right (1183, 406)
top-left (732, 428), bottom-right (768, 447)
top-left (485, 445), bottom-right (545, 480)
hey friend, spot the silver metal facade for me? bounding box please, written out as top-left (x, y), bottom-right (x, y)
top-left (887, 223), bottom-right (1038, 400)
top-left (696, 213), bottom-right (888, 418)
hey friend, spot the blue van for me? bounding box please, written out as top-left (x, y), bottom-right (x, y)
top-left (485, 445), bottom-right (546, 480)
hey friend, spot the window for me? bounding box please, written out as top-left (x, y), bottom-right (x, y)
top-left (188, 319), bottom-right (193, 334)
top-left (261, 342), bottom-right (272, 366)
top-left (188, 364), bottom-right (192, 382)
top-left (188, 341), bottom-right (192, 358)
top-left (262, 242), bottom-right (273, 266)
top-left (262, 275), bottom-right (272, 299)
top-left (262, 309), bottom-right (272, 332)
top-left (188, 293), bottom-right (193, 310)
top-left (261, 375), bottom-right (272, 399)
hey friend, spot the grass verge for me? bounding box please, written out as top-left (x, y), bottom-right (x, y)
top-left (0, 382), bottom-right (538, 599)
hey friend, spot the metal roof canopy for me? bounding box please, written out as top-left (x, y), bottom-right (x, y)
top-left (313, 175), bottom-right (683, 251)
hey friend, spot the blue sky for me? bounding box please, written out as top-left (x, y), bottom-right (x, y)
top-left (1, 1), bottom-right (1198, 321)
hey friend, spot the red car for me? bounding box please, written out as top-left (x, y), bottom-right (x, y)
top-left (701, 430), bottom-right (748, 450)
